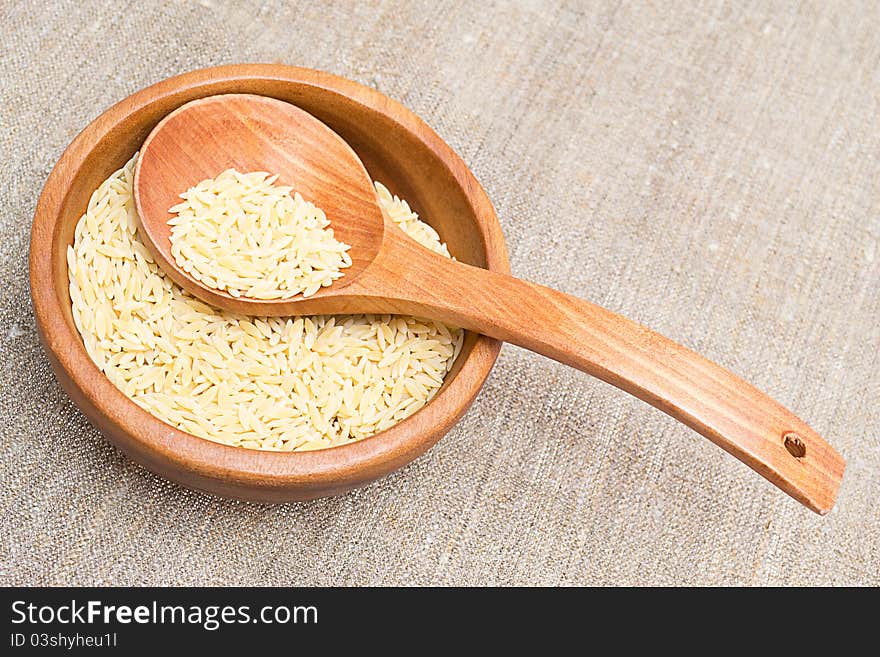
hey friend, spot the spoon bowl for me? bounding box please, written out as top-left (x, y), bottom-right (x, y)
top-left (134, 93), bottom-right (385, 312)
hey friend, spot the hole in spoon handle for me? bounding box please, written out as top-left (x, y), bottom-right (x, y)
top-left (783, 432), bottom-right (807, 459)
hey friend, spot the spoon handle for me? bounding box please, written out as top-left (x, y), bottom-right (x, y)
top-left (379, 247), bottom-right (844, 513)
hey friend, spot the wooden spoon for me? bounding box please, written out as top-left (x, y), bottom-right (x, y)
top-left (134, 93), bottom-right (844, 514)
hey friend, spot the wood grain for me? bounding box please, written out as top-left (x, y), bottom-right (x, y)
top-left (135, 94), bottom-right (845, 513)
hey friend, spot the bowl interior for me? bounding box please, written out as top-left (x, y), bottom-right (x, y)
top-left (46, 70), bottom-right (505, 453)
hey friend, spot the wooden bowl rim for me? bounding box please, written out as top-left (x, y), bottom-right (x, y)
top-left (29, 64), bottom-right (509, 493)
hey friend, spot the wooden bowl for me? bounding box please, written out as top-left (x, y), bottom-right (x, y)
top-left (29, 64), bottom-right (509, 501)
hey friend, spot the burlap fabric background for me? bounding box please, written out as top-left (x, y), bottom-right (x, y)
top-left (1, 0), bottom-right (877, 586)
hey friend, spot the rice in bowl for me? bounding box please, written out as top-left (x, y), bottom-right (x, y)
top-left (67, 154), bottom-right (463, 452)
